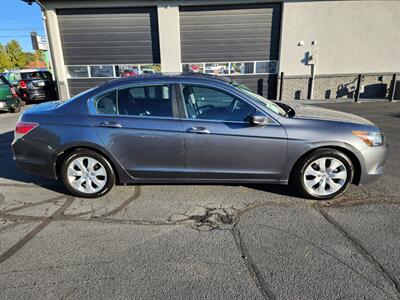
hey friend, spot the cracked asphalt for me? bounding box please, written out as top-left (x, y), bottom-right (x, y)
top-left (0, 101), bottom-right (399, 299)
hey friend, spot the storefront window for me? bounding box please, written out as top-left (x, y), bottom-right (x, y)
top-left (141, 64), bottom-right (161, 74)
top-left (255, 61), bottom-right (278, 74)
top-left (115, 65), bottom-right (140, 77)
top-left (182, 61), bottom-right (278, 76)
top-left (67, 66), bottom-right (89, 78)
top-left (230, 62), bottom-right (254, 75)
top-left (183, 63), bottom-right (204, 74)
top-left (204, 63), bottom-right (228, 75)
top-left (89, 65), bottom-right (114, 78)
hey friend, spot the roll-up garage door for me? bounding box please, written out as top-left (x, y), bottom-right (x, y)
top-left (180, 4), bottom-right (281, 99)
top-left (58, 7), bottom-right (160, 96)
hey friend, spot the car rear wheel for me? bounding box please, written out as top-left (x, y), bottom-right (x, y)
top-left (60, 149), bottom-right (115, 198)
top-left (292, 149), bottom-right (354, 200)
top-left (10, 104), bottom-right (21, 113)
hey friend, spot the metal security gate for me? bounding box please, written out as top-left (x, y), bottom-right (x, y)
top-left (180, 4), bottom-right (281, 98)
top-left (58, 7), bottom-right (160, 96)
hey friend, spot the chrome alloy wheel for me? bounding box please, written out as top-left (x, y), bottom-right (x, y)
top-left (67, 156), bottom-right (107, 194)
top-left (303, 157), bottom-right (347, 197)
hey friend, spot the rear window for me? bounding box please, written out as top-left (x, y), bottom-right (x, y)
top-left (21, 71), bottom-right (52, 80)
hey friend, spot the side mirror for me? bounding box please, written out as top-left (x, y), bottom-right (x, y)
top-left (248, 113), bottom-right (269, 126)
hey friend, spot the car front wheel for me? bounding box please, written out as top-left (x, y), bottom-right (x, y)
top-left (293, 149), bottom-right (354, 200)
top-left (60, 149), bottom-right (115, 198)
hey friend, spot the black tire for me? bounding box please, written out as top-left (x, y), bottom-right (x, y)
top-left (10, 105), bottom-right (21, 113)
top-left (291, 148), bottom-right (354, 200)
top-left (60, 149), bottom-right (115, 198)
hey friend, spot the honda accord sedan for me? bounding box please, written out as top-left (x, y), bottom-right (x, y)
top-left (12, 74), bottom-right (388, 199)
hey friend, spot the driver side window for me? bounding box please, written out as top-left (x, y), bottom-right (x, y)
top-left (181, 85), bottom-right (256, 122)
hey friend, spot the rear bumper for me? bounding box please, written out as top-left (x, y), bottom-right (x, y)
top-left (21, 88), bottom-right (57, 102)
top-left (358, 142), bottom-right (389, 184)
top-left (12, 138), bottom-right (57, 180)
top-left (0, 99), bottom-right (19, 110)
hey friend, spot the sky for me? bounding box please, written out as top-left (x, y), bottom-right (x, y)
top-left (0, 0), bottom-right (44, 51)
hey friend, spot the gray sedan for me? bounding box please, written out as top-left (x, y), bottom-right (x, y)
top-left (12, 74), bottom-right (388, 199)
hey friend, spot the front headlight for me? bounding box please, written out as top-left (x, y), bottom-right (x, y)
top-left (352, 130), bottom-right (384, 147)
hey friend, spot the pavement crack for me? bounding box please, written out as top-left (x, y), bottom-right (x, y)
top-left (0, 197), bottom-right (74, 265)
top-left (231, 226), bottom-right (276, 300)
top-left (315, 205), bottom-right (400, 299)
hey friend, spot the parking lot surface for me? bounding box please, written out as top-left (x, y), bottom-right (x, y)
top-left (0, 101), bottom-right (399, 299)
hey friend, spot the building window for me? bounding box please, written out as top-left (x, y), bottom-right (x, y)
top-left (255, 61), bottom-right (278, 74)
top-left (67, 66), bottom-right (89, 78)
top-left (89, 65), bottom-right (114, 78)
top-left (182, 61), bottom-right (278, 76)
top-left (67, 64), bottom-right (162, 79)
top-left (230, 62), bottom-right (254, 75)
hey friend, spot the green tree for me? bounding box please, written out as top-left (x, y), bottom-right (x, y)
top-left (0, 43), bottom-right (12, 72)
top-left (6, 40), bottom-right (27, 69)
top-left (24, 51), bottom-right (35, 66)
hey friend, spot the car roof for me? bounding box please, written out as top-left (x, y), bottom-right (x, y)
top-left (98, 72), bottom-right (232, 89)
top-left (6, 69), bottom-right (49, 73)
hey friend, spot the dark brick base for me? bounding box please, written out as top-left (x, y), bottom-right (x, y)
top-left (279, 73), bottom-right (399, 100)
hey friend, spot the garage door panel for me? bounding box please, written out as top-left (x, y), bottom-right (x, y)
top-left (180, 4), bottom-right (281, 63)
top-left (61, 32), bottom-right (155, 44)
top-left (64, 54), bottom-right (156, 65)
top-left (63, 47), bottom-right (155, 57)
top-left (181, 29), bottom-right (277, 40)
top-left (58, 7), bottom-right (160, 65)
top-left (180, 4), bottom-right (281, 98)
top-left (67, 79), bottom-right (111, 96)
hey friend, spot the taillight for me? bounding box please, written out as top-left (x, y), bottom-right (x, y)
top-left (10, 87), bottom-right (17, 97)
top-left (19, 80), bottom-right (27, 89)
top-left (15, 122), bottom-right (39, 139)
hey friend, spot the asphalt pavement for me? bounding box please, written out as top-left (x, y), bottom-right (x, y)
top-left (0, 101), bottom-right (399, 299)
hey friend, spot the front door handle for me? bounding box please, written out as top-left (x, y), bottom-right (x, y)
top-left (187, 127), bottom-right (210, 134)
top-left (98, 121), bottom-right (122, 128)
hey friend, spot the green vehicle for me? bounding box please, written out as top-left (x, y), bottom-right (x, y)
top-left (0, 75), bottom-right (22, 113)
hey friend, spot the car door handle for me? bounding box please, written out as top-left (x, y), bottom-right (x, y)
top-left (187, 127), bottom-right (210, 134)
top-left (98, 121), bottom-right (122, 128)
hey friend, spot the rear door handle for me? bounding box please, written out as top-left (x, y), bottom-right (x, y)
top-left (187, 127), bottom-right (210, 134)
top-left (98, 121), bottom-right (122, 128)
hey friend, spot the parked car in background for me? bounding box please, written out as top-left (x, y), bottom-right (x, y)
top-left (121, 69), bottom-right (138, 77)
top-left (0, 75), bottom-right (22, 113)
top-left (12, 74), bottom-right (388, 199)
top-left (4, 69), bottom-right (57, 103)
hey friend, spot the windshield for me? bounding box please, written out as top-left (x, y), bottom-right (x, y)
top-left (21, 71), bottom-right (52, 80)
top-left (232, 82), bottom-right (287, 117)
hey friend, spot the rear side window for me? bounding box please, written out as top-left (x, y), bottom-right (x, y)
top-left (117, 85), bottom-right (172, 117)
top-left (95, 90), bottom-right (117, 115)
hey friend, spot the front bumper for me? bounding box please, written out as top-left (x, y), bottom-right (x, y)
top-left (358, 142), bottom-right (389, 184)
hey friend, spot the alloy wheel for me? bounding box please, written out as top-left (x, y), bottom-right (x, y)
top-left (67, 156), bottom-right (107, 194)
top-left (303, 157), bottom-right (347, 197)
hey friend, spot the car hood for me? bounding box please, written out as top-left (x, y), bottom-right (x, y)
top-left (290, 104), bottom-right (374, 126)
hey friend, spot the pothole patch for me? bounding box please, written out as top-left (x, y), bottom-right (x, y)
top-left (168, 203), bottom-right (248, 231)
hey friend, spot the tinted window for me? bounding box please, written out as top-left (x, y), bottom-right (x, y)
top-left (95, 90), bottom-right (117, 115)
top-left (118, 85), bottom-right (172, 117)
top-left (21, 71), bottom-right (52, 80)
top-left (181, 85), bottom-right (256, 122)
